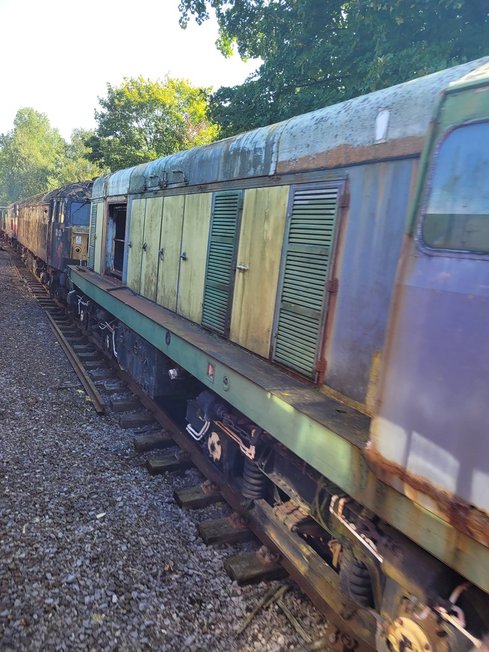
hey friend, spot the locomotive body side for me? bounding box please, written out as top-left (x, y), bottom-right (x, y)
top-left (371, 64), bottom-right (489, 545)
top-left (86, 62), bottom-right (472, 414)
top-left (14, 182), bottom-right (92, 296)
top-left (68, 58), bottom-right (489, 650)
top-left (16, 194), bottom-right (50, 262)
top-left (0, 207), bottom-right (7, 235)
top-left (3, 204), bottom-right (18, 243)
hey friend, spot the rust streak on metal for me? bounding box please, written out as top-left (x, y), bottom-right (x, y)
top-left (365, 446), bottom-right (489, 549)
top-left (277, 136), bottom-right (424, 174)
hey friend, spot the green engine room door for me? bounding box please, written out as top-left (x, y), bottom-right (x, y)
top-left (126, 198), bottom-right (147, 294)
top-left (176, 193), bottom-right (212, 323)
top-left (156, 195), bottom-right (185, 312)
top-left (230, 186), bottom-right (289, 357)
top-left (272, 183), bottom-right (342, 380)
top-left (140, 197), bottom-right (164, 302)
top-left (201, 190), bottom-right (243, 336)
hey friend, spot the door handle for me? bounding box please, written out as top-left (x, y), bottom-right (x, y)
top-left (180, 251), bottom-right (188, 261)
top-left (142, 242), bottom-right (148, 251)
top-left (159, 248), bottom-right (165, 260)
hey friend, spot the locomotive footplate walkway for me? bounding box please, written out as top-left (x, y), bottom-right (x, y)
top-left (67, 265), bottom-right (489, 596)
top-left (68, 266), bottom-right (369, 447)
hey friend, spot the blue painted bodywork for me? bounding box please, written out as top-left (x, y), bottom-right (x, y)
top-left (325, 159), bottom-right (417, 404)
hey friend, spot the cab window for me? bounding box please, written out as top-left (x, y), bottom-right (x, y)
top-left (70, 201), bottom-right (90, 226)
top-left (422, 122), bottom-right (489, 254)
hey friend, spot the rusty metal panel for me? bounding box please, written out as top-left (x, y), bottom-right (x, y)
top-left (17, 199), bottom-right (48, 260)
top-left (156, 194), bottom-right (185, 311)
top-left (208, 122), bottom-right (283, 182)
top-left (370, 77), bottom-right (489, 533)
top-left (371, 251), bottom-right (489, 515)
top-left (129, 123), bottom-right (284, 193)
top-left (277, 58), bottom-right (489, 172)
top-left (102, 158), bottom-right (418, 411)
top-left (130, 158), bottom-right (166, 193)
top-left (324, 158), bottom-right (418, 404)
top-left (96, 59), bottom-right (489, 199)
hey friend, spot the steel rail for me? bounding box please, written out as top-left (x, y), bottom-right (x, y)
top-left (7, 248), bottom-right (105, 415)
top-left (45, 311), bottom-right (105, 415)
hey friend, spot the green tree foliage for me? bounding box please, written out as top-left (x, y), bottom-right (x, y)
top-left (178, 0), bottom-right (489, 136)
top-left (87, 77), bottom-right (220, 170)
top-left (0, 109), bottom-right (103, 204)
top-left (0, 108), bottom-right (65, 203)
top-left (55, 129), bottom-right (105, 188)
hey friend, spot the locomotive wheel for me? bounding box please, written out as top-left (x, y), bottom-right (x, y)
top-left (385, 617), bottom-right (433, 652)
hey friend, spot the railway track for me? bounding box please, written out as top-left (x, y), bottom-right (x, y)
top-left (11, 248), bottom-right (375, 652)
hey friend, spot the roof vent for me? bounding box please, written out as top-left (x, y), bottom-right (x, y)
top-left (144, 172), bottom-right (168, 191)
top-left (168, 170), bottom-right (188, 186)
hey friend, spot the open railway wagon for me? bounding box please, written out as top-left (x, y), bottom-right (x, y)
top-left (67, 58), bottom-right (489, 651)
top-left (13, 182), bottom-right (92, 298)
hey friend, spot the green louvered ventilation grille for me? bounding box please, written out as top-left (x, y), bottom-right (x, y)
top-left (87, 203), bottom-right (98, 269)
top-left (201, 191), bottom-right (242, 335)
top-left (274, 186), bottom-right (339, 378)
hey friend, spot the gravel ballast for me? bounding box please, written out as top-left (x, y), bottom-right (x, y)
top-left (0, 250), bottom-right (326, 651)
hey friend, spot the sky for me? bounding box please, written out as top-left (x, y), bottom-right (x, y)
top-left (0, 0), bottom-right (259, 139)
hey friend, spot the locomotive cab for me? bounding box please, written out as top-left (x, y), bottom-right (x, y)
top-left (369, 64), bottom-right (489, 643)
top-left (68, 199), bottom-right (90, 263)
top-left (50, 195), bottom-right (91, 269)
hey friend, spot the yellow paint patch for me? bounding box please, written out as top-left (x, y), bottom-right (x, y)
top-left (156, 194), bottom-right (185, 312)
top-left (127, 198), bottom-right (146, 294)
top-left (230, 186), bottom-right (289, 357)
top-left (140, 196), bottom-right (164, 301)
top-left (176, 193), bottom-right (212, 322)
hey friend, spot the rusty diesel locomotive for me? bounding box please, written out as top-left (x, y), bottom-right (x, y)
top-left (4, 182), bottom-right (92, 299)
top-left (44, 59), bottom-right (489, 649)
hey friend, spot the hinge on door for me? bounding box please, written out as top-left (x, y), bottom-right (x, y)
top-left (326, 278), bottom-right (339, 293)
top-left (339, 190), bottom-right (350, 208)
top-left (316, 358), bottom-right (327, 373)
top-left (316, 358), bottom-right (327, 384)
